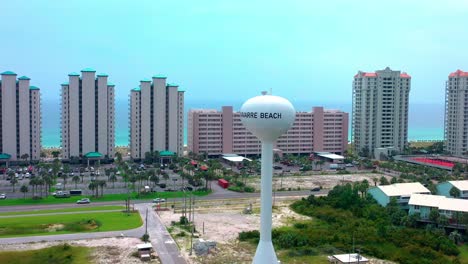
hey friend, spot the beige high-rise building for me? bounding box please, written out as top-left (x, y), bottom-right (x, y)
top-left (129, 76), bottom-right (184, 159)
top-left (352, 67), bottom-right (411, 157)
top-left (61, 68), bottom-right (115, 159)
top-left (445, 70), bottom-right (468, 156)
top-left (0, 71), bottom-right (41, 161)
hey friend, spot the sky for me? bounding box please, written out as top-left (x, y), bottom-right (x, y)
top-left (1, 0), bottom-right (468, 106)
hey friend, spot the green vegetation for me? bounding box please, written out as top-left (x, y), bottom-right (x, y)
top-left (0, 205), bottom-right (124, 216)
top-left (0, 211), bottom-right (142, 237)
top-left (240, 184), bottom-right (463, 264)
top-left (0, 244), bottom-right (91, 264)
top-left (227, 180), bottom-right (256, 193)
top-left (459, 245), bottom-right (468, 264)
top-left (0, 190), bottom-right (210, 207)
top-left (378, 160), bottom-right (453, 193)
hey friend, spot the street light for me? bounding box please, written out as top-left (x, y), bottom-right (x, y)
top-left (240, 92), bottom-right (295, 264)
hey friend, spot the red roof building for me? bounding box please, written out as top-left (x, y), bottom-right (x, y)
top-left (449, 69), bottom-right (468, 78)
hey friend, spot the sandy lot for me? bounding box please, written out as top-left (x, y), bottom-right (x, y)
top-left (0, 237), bottom-right (160, 264)
top-left (261, 173), bottom-right (390, 191)
top-left (159, 197), bottom-right (395, 264)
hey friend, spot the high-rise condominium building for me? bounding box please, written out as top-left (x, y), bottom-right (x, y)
top-left (0, 71), bottom-right (41, 161)
top-left (60, 68), bottom-right (115, 159)
top-left (188, 106), bottom-right (348, 156)
top-left (129, 76), bottom-right (184, 159)
top-left (352, 67), bottom-right (411, 157)
top-left (445, 70), bottom-right (468, 156)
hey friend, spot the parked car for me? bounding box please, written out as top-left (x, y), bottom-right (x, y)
top-left (76, 198), bottom-right (91, 204)
top-left (153, 198), bottom-right (166, 203)
top-left (273, 165), bottom-right (283, 170)
top-left (0, 193), bottom-right (6, 199)
top-left (310, 187), bottom-right (321, 192)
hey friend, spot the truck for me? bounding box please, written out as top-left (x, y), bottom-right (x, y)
top-left (329, 163), bottom-right (345, 170)
top-left (218, 179), bottom-right (229, 189)
top-left (54, 191), bottom-right (71, 198)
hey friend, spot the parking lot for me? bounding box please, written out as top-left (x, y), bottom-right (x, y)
top-left (0, 164), bottom-right (200, 199)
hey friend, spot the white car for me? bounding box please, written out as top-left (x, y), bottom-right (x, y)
top-left (153, 198), bottom-right (166, 203)
top-left (0, 193), bottom-right (6, 199)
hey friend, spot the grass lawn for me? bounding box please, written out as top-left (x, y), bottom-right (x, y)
top-left (0, 190), bottom-right (210, 207)
top-left (0, 205), bottom-right (125, 216)
top-left (278, 253), bottom-right (329, 264)
top-left (0, 211), bottom-right (142, 238)
top-left (0, 244), bottom-right (91, 264)
top-left (459, 245), bottom-right (468, 264)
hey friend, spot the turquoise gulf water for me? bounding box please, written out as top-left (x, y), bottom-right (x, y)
top-left (41, 99), bottom-right (445, 148)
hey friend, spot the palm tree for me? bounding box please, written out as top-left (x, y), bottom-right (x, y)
top-left (115, 152), bottom-right (123, 165)
top-left (150, 174), bottom-right (159, 188)
top-left (80, 167), bottom-right (85, 183)
top-left (98, 180), bottom-right (107, 197)
top-left (88, 181), bottom-right (97, 197)
top-left (20, 185), bottom-right (28, 198)
top-left (162, 171), bottom-right (169, 184)
top-left (21, 153), bottom-right (29, 164)
top-left (109, 174), bottom-right (117, 188)
top-left (43, 175), bottom-right (53, 196)
top-left (36, 178), bottom-right (45, 197)
top-left (10, 177), bottom-right (18, 192)
top-left (61, 173), bottom-right (68, 190)
top-left (105, 168), bottom-right (111, 181)
top-left (29, 177), bottom-right (37, 197)
top-left (72, 175), bottom-right (80, 189)
top-left (129, 175), bottom-right (137, 192)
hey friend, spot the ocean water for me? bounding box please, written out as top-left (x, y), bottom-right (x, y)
top-left (41, 99), bottom-right (445, 148)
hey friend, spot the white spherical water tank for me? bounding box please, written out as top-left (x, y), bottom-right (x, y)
top-left (240, 94), bottom-right (296, 142)
top-left (240, 93), bottom-right (295, 264)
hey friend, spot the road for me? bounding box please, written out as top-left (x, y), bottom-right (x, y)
top-left (0, 184), bottom-right (317, 263)
top-left (0, 188), bottom-right (317, 213)
top-left (0, 203), bottom-right (187, 264)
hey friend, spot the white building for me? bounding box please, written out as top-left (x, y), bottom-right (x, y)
top-left (352, 67), bottom-right (411, 157)
top-left (0, 71), bottom-right (41, 161)
top-left (409, 194), bottom-right (468, 221)
top-left (367, 182), bottom-right (431, 208)
top-left (129, 76), bottom-right (184, 159)
top-left (437, 180), bottom-right (468, 199)
top-left (60, 69), bottom-right (115, 159)
top-left (445, 70), bottom-right (468, 156)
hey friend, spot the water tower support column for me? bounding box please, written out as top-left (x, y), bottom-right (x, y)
top-left (253, 141), bottom-right (277, 263)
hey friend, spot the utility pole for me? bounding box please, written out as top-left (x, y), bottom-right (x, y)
top-left (145, 208), bottom-right (148, 236)
top-left (188, 190), bottom-right (192, 222)
top-left (190, 193), bottom-right (195, 255)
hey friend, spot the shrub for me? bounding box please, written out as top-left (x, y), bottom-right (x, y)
top-left (141, 233), bottom-right (150, 242)
top-left (243, 186), bottom-right (255, 193)
top-left (179, 216), bottom-right (189, 225)
top-left (239, 230), bottom-right (260, 241)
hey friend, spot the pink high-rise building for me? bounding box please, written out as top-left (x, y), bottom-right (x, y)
top-left (188, 106), bottom-right (348, 156)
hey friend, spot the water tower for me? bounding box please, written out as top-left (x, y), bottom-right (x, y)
top-left (240, 92), bottom-right (295, 263)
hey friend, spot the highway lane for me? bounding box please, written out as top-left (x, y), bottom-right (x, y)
top-left (0, 189), bottom-right (319, 213)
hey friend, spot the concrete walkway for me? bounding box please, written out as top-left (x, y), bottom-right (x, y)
top-left (136, 203), bottom-right (187, 264)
